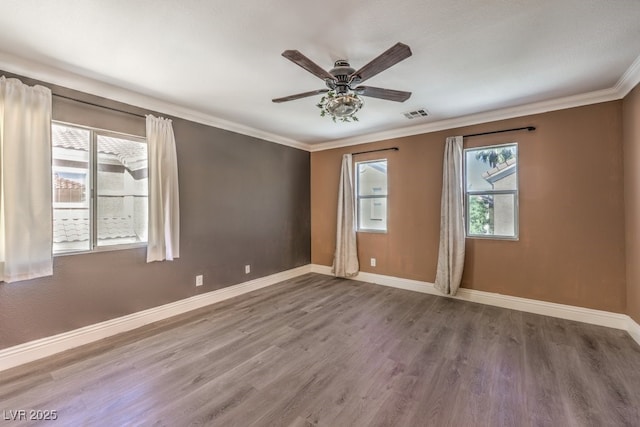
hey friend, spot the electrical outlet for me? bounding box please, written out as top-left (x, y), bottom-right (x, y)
top-left (195, 275), bottom-right (203, 286)
top-left (370, 258), bottom-right (376, 267)
top-left (245, 265), bottom-right (251, 274)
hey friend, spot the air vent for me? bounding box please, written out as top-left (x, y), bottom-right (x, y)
top-left (403, 109), bottom-right (429, 119)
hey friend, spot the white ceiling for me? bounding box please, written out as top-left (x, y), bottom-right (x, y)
top-left (1, 0), bottom-right (639, 150)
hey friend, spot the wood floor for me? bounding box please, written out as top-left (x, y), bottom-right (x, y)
top-left (1, 273), bottom-right (639, 426)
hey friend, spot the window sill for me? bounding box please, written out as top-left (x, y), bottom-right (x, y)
top-left (466, 235), bottom-right (519, 241)
top-left (53, 242), bottom-right (147, 257)
top-left (357, 229), bottom-right (388, 234)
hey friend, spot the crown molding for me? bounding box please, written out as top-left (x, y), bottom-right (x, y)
top-left (310, 52), bottom-right (640, 152)
top-left (3, 50), bottom-right (639, 154)
top-left (309, 86), bottom-right (620, 152)
top-left (0, 52), bottom-right (311, 152)
top-left (616, 54), bottom-right (640, 98)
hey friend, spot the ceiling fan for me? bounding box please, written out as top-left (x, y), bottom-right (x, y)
top-left (273, 42), bottom-right (412, 121)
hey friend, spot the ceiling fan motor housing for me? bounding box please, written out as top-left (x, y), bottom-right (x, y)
top-left (327, 60), bottom-right (360, 94)
top-left (330, 60), bottom-right (355, 80)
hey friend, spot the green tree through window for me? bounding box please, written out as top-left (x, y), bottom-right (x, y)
top-left (468, 195), bottom-right (494, 234)
top-left (464, 143), bottom-right (518, 239)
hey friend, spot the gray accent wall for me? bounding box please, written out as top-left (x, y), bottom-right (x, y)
top-left (0, 71), bottom-right (311, 350)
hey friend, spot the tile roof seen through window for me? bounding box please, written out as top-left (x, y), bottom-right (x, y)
top-left (53, 218), bottom-right (89, 243)
top-left (481, 158), bottom-right (516, 183)
top-left (52, 125), bottom-right (147, 171)
top-left (97, 217), bottom-right (136, 240)
top-left (54, 216), bottom-right (138, 243)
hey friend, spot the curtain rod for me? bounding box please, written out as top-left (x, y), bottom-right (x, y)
top-left (463, 126), bottom-right (535, 139)
top-left (352, 147), bottom-right (399, 156)
top-left (53, 93), bottom-right (147, 119)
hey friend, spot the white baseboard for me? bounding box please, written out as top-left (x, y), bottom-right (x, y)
top-left (310, 264), bottom-right (640, 347)
top-left (0, 265), bottom-right (311, 373)
top-left (628, 315), bottom-right (640, 345)
top-left (3, 264), bottom-right (639, 373)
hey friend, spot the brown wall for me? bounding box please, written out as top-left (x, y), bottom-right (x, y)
top-left (1, 68), bottom-right (634, 351)
top-left (312, 101), bottom-right (626, 313)
top-left (0, 72), bottom-right (311, 350)
top-left (624, 83), bottom-right (640, 323)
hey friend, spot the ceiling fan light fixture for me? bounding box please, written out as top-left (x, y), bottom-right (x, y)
top-left (326, 93), bottom-right (363, 117)
top-left (318, 91), bottom-right (363, 122)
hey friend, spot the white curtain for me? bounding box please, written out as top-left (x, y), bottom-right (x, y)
top-left (434, 136), bottom-right (465, 295)
top-left (332, 153), bottom-right (359, 277)
top-left (146, 115), bottom-right (180, 262)
top-left (0, 77), bottom-right (53, 282)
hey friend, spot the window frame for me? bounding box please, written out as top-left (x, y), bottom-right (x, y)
top-left (52, 120), bottom-right (148, 256)
top-left (463, 142), bottom-right (519, 240)
top-left (355, 158), bottom-right (388, 234)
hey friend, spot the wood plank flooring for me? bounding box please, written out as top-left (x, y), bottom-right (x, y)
top-left (1, 273), bottom-right (639, 426)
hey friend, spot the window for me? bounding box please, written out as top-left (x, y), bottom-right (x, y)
top-left (356, 159), bottom-right (388, 232)
top-left (52, 122), bottom-right (148, 254)
top-left (464, 143), bottom-right (518, 239)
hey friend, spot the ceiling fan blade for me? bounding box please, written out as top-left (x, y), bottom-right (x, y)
top-left (354, 86), bottom-right (411, 102)
top-left (272, 89), bottom-right (329, 103)
top-left (282, 50), bottom-right (335, 81)
top-left (351, 43), bottom-right (412, 84)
